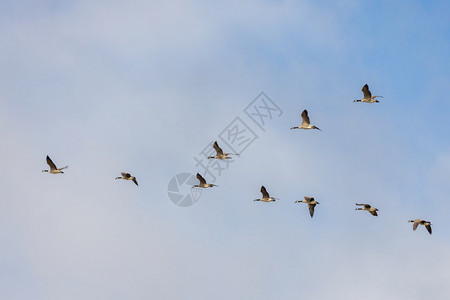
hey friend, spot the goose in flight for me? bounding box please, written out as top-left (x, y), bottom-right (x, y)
top-left (254, 186), bottom-right (277, 202)
top-left (355, 203), bottom-right (379, 216)
top-left (291, 110), bottom-right (321, 130)
top-left (192, 173), bottom-right (218, 188)
top-left (115, 172), bottom-right (138, 186)
top-left (295, 196), bottom-right (319, 217)
top-left (408, 219), bottom-right (432, 235)
top-left (207, 141), bottom-right (239, 160)
top-left (354, 84), bottom-right (383, 103)
top-left (42, 155), bottom-right (68, 174)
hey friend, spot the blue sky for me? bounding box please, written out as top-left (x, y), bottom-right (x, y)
top-left (1, 1), bottom-right (450, 299)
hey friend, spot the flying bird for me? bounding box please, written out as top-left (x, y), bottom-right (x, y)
top-left (354, 84), bottom-right (383, 103)
top-left (291, 110), bottom-right (321, 130)
top-left (115, 172), bottom-right (139, 186)
top-left (192, 173), bottom-right (218, 188)
top-left (295, 196), bottom-right (319, 217)
top-left (42, 155), bottom-right (68, 174)
top-left (207, 141), bottom-right (239, 160)
top-left (408, 219), bottom-right (432, 235)
top-left (355, 203), bottom-right (379, 216)
top-left (254, 186), bottom-right (277, 202)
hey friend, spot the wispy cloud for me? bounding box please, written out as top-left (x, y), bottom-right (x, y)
top-left (1, 0), bottom-right (450, 299)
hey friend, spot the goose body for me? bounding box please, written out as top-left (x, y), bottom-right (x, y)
top-left (254, 186), bottom-right (277, 202)
top-left (192, 173), bottom-right (217, 188)
top-left (408, 219), bottom-right (432, 235)
top-left (355, 203), bottom-right (379, 216)
top-left (291, 110), bottom-right (321, 130)
top-left (207, 141), bottom-right (239, 160)
top-left (115, 172), bottom-right (138, 186)
top-left (295, 196), bottom-right (319, 217)
top-left (42, 155), bottom-right (68, 174)
top-left (354, 84), bottom-right (383, 103)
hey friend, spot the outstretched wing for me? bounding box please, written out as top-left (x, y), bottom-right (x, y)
top-left (301, 110), bottom-right (310, 125)
top-left (261, 186), bottom-right (269, 198)
top-left (356, 203), bottom-right (371, 209)
top-left (425, 224), bottom-right (432, 234)
top-left (213, 141), bottom-right (224, 155)
top-left (121, 172), bottom-right (131, 179)
top-left (412, 220), bottom-right (419, 231)
top-left (197, 173), bottom-right (206, 185)
top-left (46, 155), bottom-right (57, 171)
top-left (362, 84), bottom-right (372, 99)
top-left (304, 196), bottom-right (314, 202)
top-left (308, 203), bottom-right (316, 218)
top-left (132, 178), bottom-right (139, 186)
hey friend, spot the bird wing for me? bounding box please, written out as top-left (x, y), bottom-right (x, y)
top-left (46, 155), bottom-right (57, 170)
top-left (261, 186), bottom-right (269, 198)
top-left (197, 173), bottom-right (206, 185)
top-left (301, 110), bottom-right (310, 125)
top-left (362, 84), bottom-right (372, 99)
top-left (425, 224), bottom-right (432, 234)
top-left (304, 196), bottom-right (314, 202)
top-left (121, 172), bottom-right (131, 178)
top-left (413, 220), bottom-right (419, 231)
top-left (370, 210), bottom-right (378, 216)
top-left (308, 203), bottom-right (316, 218)
top-left (355, 203), bottom-right (371, 208)
top-left (132, 178), bottom-right (139, 186)
top-left (213, 141), bottom-right (224, 155)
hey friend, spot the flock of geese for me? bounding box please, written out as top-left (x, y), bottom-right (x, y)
top-left (41, 84), bottom-right (432, 235)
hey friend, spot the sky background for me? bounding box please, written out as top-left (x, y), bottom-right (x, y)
top-left (1, 0), bottom-right (450, 299)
